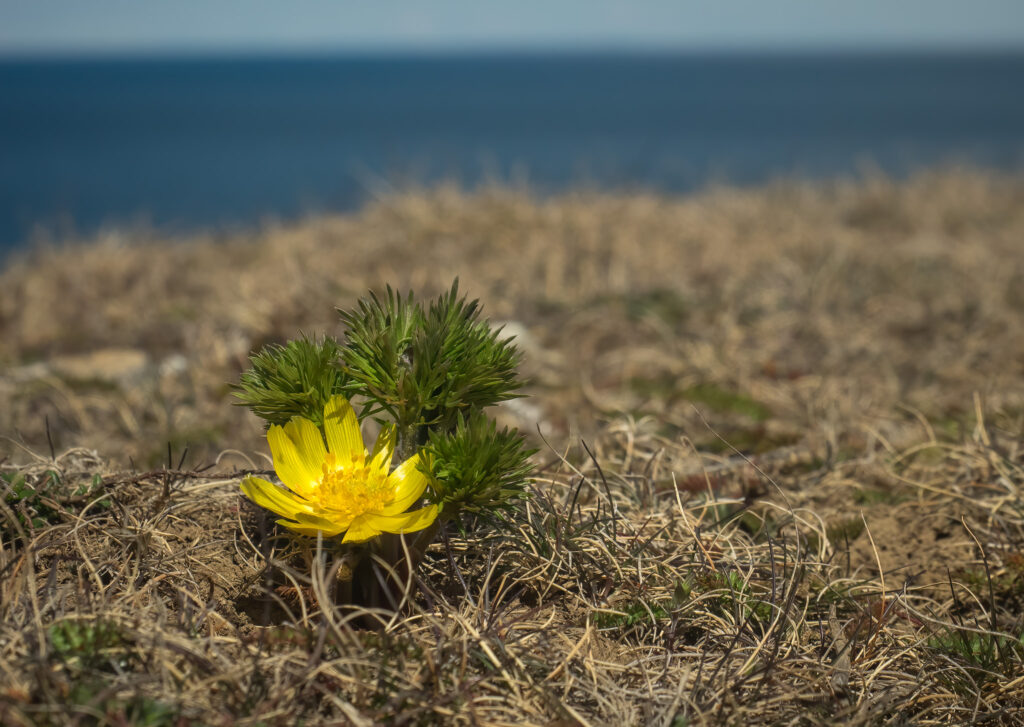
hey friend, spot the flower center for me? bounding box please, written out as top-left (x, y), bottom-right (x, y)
top-left (312, 452), bottom-right (392, 521)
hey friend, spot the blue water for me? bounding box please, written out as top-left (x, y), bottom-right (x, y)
top-left (2, 52), bottom-right (1024, 250)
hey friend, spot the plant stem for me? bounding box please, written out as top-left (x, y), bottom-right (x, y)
top-left (394, 417), bottom-right (431, 470)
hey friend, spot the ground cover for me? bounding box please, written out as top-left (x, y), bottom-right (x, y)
top-left (2, 169), bottom-right (1023, 724)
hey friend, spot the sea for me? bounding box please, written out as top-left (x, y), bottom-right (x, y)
top-left (2, 51), bottom-right (1023, 252)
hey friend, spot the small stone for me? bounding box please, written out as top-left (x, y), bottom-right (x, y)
top-left (49, 348), bottom-right (151, 385)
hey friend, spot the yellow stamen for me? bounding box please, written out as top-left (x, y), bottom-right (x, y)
top-left (313, 452), bottom-right (393, 521)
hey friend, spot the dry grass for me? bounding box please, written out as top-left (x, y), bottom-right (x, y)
top-left (2, 168), bottom-right (1024, 724)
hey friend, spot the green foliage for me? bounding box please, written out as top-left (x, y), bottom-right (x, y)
top-left (928, 626), bottom-right (1024, 690)
top-left (852, 487), bottom-right (908, 506)
top-left (233, 334), bottom-right (349, 429)
top-left (425, 412), bottom-right (535, 524)
top-left (46, 620), bottom-right (179, 722)
top-left (738, 510), bottom-right (783, 541)
top-left (595, 599), bottom-right (670, 629)
top-left (827, 517), bottom-right (866, 545)
top-left (695, 570), bottom-right (775, 624)
top-left (338, 286), bottom-right (422, 426)
top-left (340, 280), bottom-right (522, 433)
top-left (108, 695), bottom-right (180, 727)
top-left (623, 288), bottom-right (690, 324)
top-left (60, 679), bottom-right (180, 727)
top-left (673, 577), bottom-right (694, 604)
top-left (236, 280), bottom-right (533, 524)
top-left (49, 619), bottom-right (127, 670)
top-left (2, 469), bottom-right (108, 534)
top-left (682, 383), bottom-right (772, 422)
top-left (417, 282), bottom-right (523, 427)
top-left (628, 377), bottom-right (771, 423)
top-left (3, 469), bottom-right (58, 530)
top-left (802, 516), bottom-right (866, 555)
top-left (958, 561), bottom-right (1024, 606)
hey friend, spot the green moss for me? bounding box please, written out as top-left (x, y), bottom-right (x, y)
top-left (683, 383), bottom-right (771, 422)
top-left (802, 517), bottom-right (866, 557)
top-left (48, 618), bottom-right (128, 670)
top-left (2, 469), bottom-right (109, 533)
top-left (629, 378), bottom-right (773, 425)
top-left (809, 579), bottom-right (859, 609)
top-left (738, 510), bottom-right (782, 541)
top-left (61, 680), bottom-right (180, 727)
top-left (852, 487), bottom-right (909, 506)
top-left (927, 627), bottom-right (1024, 692)
top-left (957, 563), bottom-right (1024, 603)
top-left (695, 428), bottom-right (800, 455)
top-left (623, 288), bottom-right (690, 324)
top-left (595, 599), bottom-right (671, 629)
top-left (692, 570), bottom-right (775, 624)
top-left (827, 517), bottom-right (866, 546)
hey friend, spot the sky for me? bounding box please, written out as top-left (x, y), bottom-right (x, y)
top-left (1, 0), bottom-right (1023, 54)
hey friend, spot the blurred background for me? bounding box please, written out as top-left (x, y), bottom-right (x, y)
top-left (2, 1), bottom-right (1024, 468)
top-left (2, 0), bottom-right (1023, 251)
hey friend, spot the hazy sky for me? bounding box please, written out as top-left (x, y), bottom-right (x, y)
top-left (2, 0), bottom-right (1023, 54)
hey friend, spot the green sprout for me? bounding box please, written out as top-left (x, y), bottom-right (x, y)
top-left (339, 280), bottom-right (523, 461)
top-left (233, 334), bottom-right (349, 429)
top-left (425, 411), bottom-right (535, 528)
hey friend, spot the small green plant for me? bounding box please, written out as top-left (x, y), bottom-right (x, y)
top-left (62, 680), bottom-right (180, 727)
top-left (2, 469), bottom-right (108, 534)
top-left (852, 487), bottom-right (908, 506)
top-left (697, 570), bottom-right (775, 624)
top-left (338, 283), bottom-right (523, 460)
top-left (957, 562), bottom-right (1024, 606)
top-left (802, 516), bottom-right (866, 555)
top-left (425, 412), bottom-right (535, 528)
top-left (3, 469), bottom-right (60, 530)
top-left (234, 334), bottom-right (349, 429)
top-left (595, 599), bottom-right (671, 630)
top-left (233, 280), bottom-right (534, 609)
top-left (48, 618), bottom-right (128, 670)
top-left (826, 517), bottom-right (866, 545)
top-left (682, 383), bottom-right (771, 422)
top-left (617, 288), bottom-right (690, 324)
top-left (927, 626), bottom-right (1024, 690)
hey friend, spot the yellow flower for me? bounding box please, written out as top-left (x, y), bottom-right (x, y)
top-left (240, 396), bottom-right (438, 543)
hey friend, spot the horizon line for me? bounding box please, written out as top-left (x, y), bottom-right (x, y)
top-left (2, 40), bottom-right (1024, 61)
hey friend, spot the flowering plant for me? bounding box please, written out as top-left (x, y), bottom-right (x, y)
top-left (240, 396), bottom-right (437, 543)
top-left (233, 281), bottom-right (533, 608)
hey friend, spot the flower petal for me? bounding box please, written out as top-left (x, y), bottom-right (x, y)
top-left (279, 511), bottom-right (348, 537)
top-left (369, 423), bottom-right (396, 476)
top-left (341, 514), bottom-right (382, 543)
top-left (240, 476), bottom-right (312, 520)
top-left (363, 504), bottom-right (439, 536)
top-left (323, 396), bottom-right (365, 462)
top-left (379, 453), bottom-right (429, 516)
top-left (296, 509), bottom-right (352, 532)
top-left (267, 424), bottom-right (320, 495)
top-left (284, 416), bottom-right (327, 475)
top-left (276, 519), bottom-right (343, 537)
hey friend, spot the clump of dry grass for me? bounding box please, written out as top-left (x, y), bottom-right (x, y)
top-left (2, 168), bottom-right (1024, 724)
top-left (3, 168), bottom-right (1024, 466)
top-left (2, 416), bottom-right (1022, 725)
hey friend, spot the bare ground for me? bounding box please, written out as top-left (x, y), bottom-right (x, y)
top-left (1, 169), bottom-right (1023, 725)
